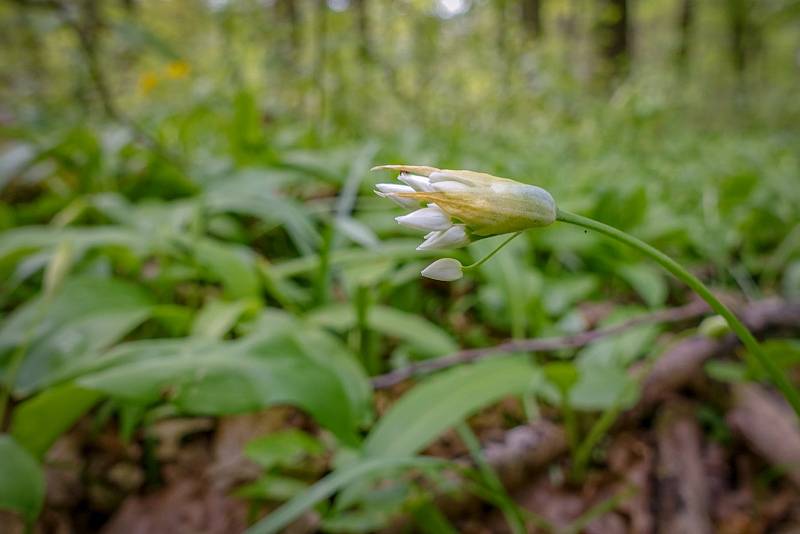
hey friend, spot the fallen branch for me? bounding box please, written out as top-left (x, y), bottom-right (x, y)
top-left (485, 298), bottom-right (799, 483)
top-left (727, 383), bottom-right (800, 488)
top-left (656, 401), bottom-right (712, 534)
top-left (372, 300), bottom-right (710, 389)
top-left (385, 298), bottom-right (800, 530)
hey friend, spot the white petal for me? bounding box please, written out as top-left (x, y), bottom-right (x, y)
top-left (395, 205), bottom-right (451, 232)
top-left (421, 258), bottom-right (463, 281)
top-left (416, 225), bottom-right (470, 251)
top-left (398, 172), bottom-right (434, 192)
top-left (374, 183), bottom-right (419, 209)
top-left (375, 183), bottom-right (414, 195)
top-left (432, 180), bottom-right (471, 193)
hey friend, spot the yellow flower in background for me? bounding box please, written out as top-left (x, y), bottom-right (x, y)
top-left (138, 60), bottom-right (190, 96)
top-left (138, 71), bottom-right (159, 95)
top-left (165, 60), bottom-right (190, 80)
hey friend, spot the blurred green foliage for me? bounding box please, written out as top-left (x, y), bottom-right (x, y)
top-left (0, 0), bottom-right (799, 530)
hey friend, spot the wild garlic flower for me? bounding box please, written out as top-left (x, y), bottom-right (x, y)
top-left (373, 165), bottom-right (557, 281)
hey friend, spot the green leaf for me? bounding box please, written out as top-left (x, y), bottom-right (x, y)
top-left (193, 238), bottom-right (260, 298)
top-left (205, 184), bottom-right (319, 255)
top-left (270, 239), bottom-right (426, 279)
top-left (191, 298), bottom-right (254, 339)
top-left (569, 366), bottom-right (638, 410)
top-left (363, 358), bottom-right (540, 458)
top-left (245, 457), bottom-right (449, 534)
top-left (543, 361), bottom-right (579, 394)
top-left (704, 361), bottom-right (748, 383)
top-left (473, 236), bottom-right (541, 338)
top-left (245, 429), bottom-right (324, 470)
top-left (616, 263), bottom-right (667, 307)
top-left (412, 500), bottom-right (460, 534)
top-left (235, 474), bottom-right (310, 501)
top-left (0, 226), bottom-right (147, 268)
top-left (0, 435), bottom-right (45, 522)
top-left (309, 304), bottom-right (457, 358)
top-left (10, 383), bottom-right (102, 458)
top-left (0, 276), bottom-right (154, 394)
top-left (575, 307), bottom-right (661, 368)
top-left (76, 336), bottom-right (360, 445)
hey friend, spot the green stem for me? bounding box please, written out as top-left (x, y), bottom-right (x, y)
top-left (463, 232), bottom-right (522, 271)
top-left (556, 208), bottom-right (800, 419)
top-left (456, 423), bottom-right (527, 534)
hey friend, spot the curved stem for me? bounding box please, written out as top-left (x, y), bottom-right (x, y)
top-left (556, 208), bottom-right (800, 419)
top-left (463, 232), bottom-right (522, 271)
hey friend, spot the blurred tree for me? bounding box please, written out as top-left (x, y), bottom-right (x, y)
top-left (675, 0), bottom-right (693, 72)
top-left (725, 0), bottom-right (761, 79)
top-left (521, 0), bottom-right (543, 38)
top-left (353, 0), bottom-right (372, 61)
top-left (274, 0), bottom-right (301, 63)
top-left (596, 0), bottom-right (630, 80)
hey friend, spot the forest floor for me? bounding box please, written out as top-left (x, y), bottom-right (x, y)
top-left (3, 297), bottom-right (800, 534)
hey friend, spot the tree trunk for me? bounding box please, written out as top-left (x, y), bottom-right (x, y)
top-left (727, 0), bottom-right (748, 75)
top-left (596, 0), bottom-right (630, 79)
top-left (352, 0), bottom-right (371, 61)
top-left (521, 0), bottom-right (543, 38)
top-left (274, 0), bottom-right (301, 63)
top-left (675, 0), bottom-right (693, 71)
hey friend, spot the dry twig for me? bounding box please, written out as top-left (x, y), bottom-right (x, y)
top-left (372, 300), bottom-right (710, 389)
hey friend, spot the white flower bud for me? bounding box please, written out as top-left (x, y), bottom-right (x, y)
top-left (398, 172), bottom-right (434, 192)
top-left (374, 165), bottom-right (557, 237)
top-left (395, 205), bottom-right (451, 232)
top-left (374, 183), bottom-right (419, 209)
top-left (421, 258), bottom-right (463, 281)
top-left (416, 224), bottom-right (470, 251)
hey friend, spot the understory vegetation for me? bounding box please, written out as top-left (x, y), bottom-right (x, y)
top-left (1, 0), bottom-right (799, 532)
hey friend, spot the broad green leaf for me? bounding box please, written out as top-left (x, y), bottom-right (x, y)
top-left (76, 336), bottom-right (360, 445)
top-left (0, 276), bottom-right (154, 394)
top-left (205, 185), bottom-right (319, 255)
top-left (245, 457), bottom-right (449, 534)
top-left (473, 236), bottom-right (541, 337)
top-left (363, 358), bottom-right (540, 458)
top-left (236, 474), bottom-right (310, 501)
top-left (575, 307), bottom-right (661, 368)
top-left (242, 314), bottom-right (373, 424)
top-left (0, 435), bottom-right (45, 522)
top-left (569, 366), bottom-right (638, 410)
top-left (543, 361), bottom-right (579, 394)
top-left (542, 275), bottom-right (599, 316)
top-left (704, 361), bottom-right (748, 384)
top-left (616, 263), bottom-right (667, 307)
top-left (0, 226), bottom-right (147, 267)
top-left (193, 238), bottom-right (260, 298)
top-left (10, 384), bottom-right (102, 458)
top-left (412, 500), bottom-right (460, 534)
top-left (271, 239), bottom-right (428, 279)
top-left (308, 304), bottom-right (457, 358)
top-left (191, 298), bottom-right (254, 339)
top-left (245, 429), bottom-right (324, 470)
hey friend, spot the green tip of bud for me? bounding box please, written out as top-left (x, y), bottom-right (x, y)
top-left (699, 315), bottom-right (730, 339)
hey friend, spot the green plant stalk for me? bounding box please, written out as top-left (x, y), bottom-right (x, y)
top-left (561, 485), bottom-right (636, 534)
top-left (571, 395), bottom-right (624, 482)
top-left (555, 208), bottom-right (800, 419)
top-left (463, 232), bottom-right (522, 271)
top-left (560, 392), bottom-right (579, 457)
top-left (456, 423), bottom-right (527, 534)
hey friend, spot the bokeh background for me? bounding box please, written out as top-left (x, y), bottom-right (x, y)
top-left (1, 0), bottom-right (800, 532)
